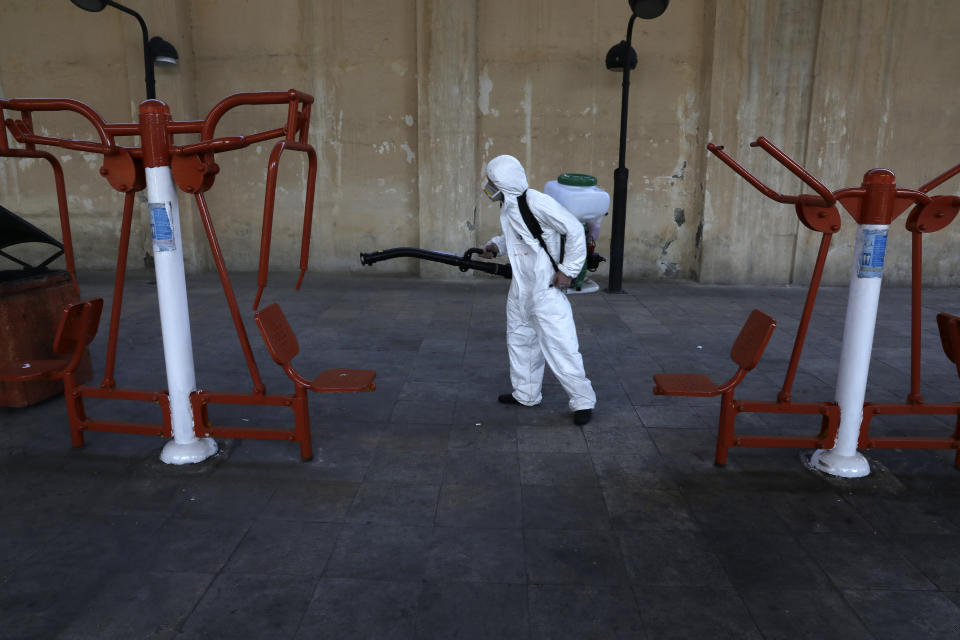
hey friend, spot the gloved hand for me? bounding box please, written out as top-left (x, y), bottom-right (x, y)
top-left (552, 271), bottom-right (572, 291)
top-left (480, 243), bottom-right (499, 259)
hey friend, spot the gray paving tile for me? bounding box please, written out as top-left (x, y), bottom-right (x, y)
top-left (435, 484), bottom-right (522, 529)
top-left (603, 487), bottom-right (698, 531)
top-left (590, 451), bottom-right (678, 492)
top-left (224, 520), bottom-right (340, 576)
top-left (295, 578), bottom-right (420, 640)
top-left (173, 476), bottom-right (276, 519)
top-left (741, 587), bottom-right (872, 640)
top-left (378, 422), bottom-right (451, 452)
top-left (448, 422), bottom-right (518, 452)
top-left (363, 449), bottom-right (447, 484)
top-left (390, 400), bottom-right (456, 425)
top-left (635, 587), bottom-right (762, 640)
top-left (0, 563), bottom-right (111, 639)
top-left (57, 571), bottom-right (214, 640)
top-left (522, 485), bottom-right (610, 530)
top-left (582, 422), bottom-right (655, 453)
top-left (710, 531), bottom-right (832, 591)
top-left (684, 488), bottom-right (791, 533)
top-left (844, 493), bottom-right (960, 535)
top-left (528, 584), bottom-right (646, 639)
top-left (442, 450), bottom-right (520, 485)
top-left (798, 532), bottom-right (936, 590)
top-left (323, 524), bottom-right (432, 581)
top-left (41, 512), bottom-right (167, 574)
top-left (524, 529), bottom-right (628, 586)
top-left (426, 527), bottom-right (526, 584)
top-left (345, 483), bottom-right (439, 526)
top-left (890, 534), bottom-right (960, 590)
top-left (148, 516), bottom-right (250, 573)
top-left (260, 482), bottom-right (359, 522)
top-left (843, 589), bottom-right (960, 640)
top-left (635, 404), bottom-right (717, 429)
top-left (519, 452), bottom-right (599, 486)
top-left (619, 531), bottom-right (731, 589)
top-left (179, 572), bottom-right (315, 639)
top-left (307, 445), bottom-right (377, 482)
top-left (414, 581), bottom-right (528, 640)
top-left (517, 424), bottom-right (589, 453)
top-left (767, 490), bottom-right (875, 534)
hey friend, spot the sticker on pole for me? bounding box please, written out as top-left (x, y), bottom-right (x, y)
top-left (857, 228), bottom-right (887, 278)
top-left (149, 202), bottom-right (176, 252)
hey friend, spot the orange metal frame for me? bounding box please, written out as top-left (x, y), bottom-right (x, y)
top-left (693, 138), bottom-right (960, 465)
top-left (1, 90), bottom-right (356, 459)
top-left (0, 121), bottom-right (80, 295)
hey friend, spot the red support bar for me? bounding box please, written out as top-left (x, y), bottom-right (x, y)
top-left (101, 191), bottom-right (137, 389)
top-left (194, 193), bottom-right (267, 395)
top-left (707, 143), bottom-right (799, 204)
top-left (254, 140), bottom-right (318, 309)
top-left (919, 162), bottom-right (960, 194)
top-left (750, 136), bottom-right (836, 204)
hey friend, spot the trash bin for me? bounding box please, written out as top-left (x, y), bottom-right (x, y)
top-left (0, 206), bottom-right (91, 407)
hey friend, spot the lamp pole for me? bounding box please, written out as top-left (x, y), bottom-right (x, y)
top-left (107, 1), bottom-right (156, 99)
top-left (70, 0), bottom-right (178, 101)
top-left (607, 14), bottom-right (638, 294)
top-left (605, 0), bottom-right (669, 293)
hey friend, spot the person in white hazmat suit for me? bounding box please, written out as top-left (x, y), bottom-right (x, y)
top-left (480, 154), bottom-right (596, 425)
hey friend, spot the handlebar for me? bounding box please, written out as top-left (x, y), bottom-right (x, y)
top-left (1, 90), bottom-right (313, 160)
top-left (750, 137), bottom-right (836, 204)
top-left (706, 140), bottom-right (833, 207)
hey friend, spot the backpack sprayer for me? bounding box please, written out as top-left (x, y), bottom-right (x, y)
top-left (360, 173), bottom-right (609, 292)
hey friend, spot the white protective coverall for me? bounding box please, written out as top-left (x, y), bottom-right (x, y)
top-left (485, 155), bottom-right (597, 411)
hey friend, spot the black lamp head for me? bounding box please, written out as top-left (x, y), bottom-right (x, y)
top-left (70, 0), bottom-right (108, 11)
top-left (149, 37), bottom-right (179, 66)
top-left (629, 0), bottom-right (669, 20)
top-left (605, 41), bottom-right (637, 72)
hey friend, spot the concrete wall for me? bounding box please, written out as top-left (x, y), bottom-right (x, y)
top-left (2, 0), bottom-right (958, 285)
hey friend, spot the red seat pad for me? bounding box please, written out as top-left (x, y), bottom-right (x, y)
top-left (652, 373), bottom-right (721, 397)
top-left (310, 368), bottom-right (377, 393)
top-left (0, 358), bottom-right (70, 381)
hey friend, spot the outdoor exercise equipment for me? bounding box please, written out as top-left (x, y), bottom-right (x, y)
top-left (1, 90), bottom-right (375, 463)
top-left (655, 137), bottom-right (960, 475)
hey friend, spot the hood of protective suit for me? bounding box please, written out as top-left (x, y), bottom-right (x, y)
top-left (486, 155), bottom-right (528, 197)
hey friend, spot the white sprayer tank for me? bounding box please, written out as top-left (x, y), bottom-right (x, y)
top-left (544, 173), bottom-right (610, 222)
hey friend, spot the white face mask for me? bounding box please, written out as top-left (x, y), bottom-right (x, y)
top-left (482, 178), bottom-right (503, 202)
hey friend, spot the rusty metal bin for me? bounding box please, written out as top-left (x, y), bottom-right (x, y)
top-left (0, 271), bottom-right (92, 407)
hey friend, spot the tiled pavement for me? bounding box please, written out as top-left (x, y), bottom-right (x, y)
top-left (2, 270), bottom-right (960, 639)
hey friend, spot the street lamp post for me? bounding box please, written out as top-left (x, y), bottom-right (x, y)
top-left (605, 0), bottom-right (669, 293)
top-left (70, 0), bottom-right (179, 101)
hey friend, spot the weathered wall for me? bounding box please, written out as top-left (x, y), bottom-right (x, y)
top-left (1, 0), bottom-right (958, 285)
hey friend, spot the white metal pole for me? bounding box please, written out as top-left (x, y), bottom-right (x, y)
top-left (144, 166), bottom-right (217, 464)
top-left (810, 223), bottom-right (888, 477)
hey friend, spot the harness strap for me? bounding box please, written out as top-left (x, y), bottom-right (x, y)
top-left (517, 191), bottom-right (565, 273)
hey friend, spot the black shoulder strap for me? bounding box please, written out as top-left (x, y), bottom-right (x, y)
top-left (518, 191), bottom-right (564, 272)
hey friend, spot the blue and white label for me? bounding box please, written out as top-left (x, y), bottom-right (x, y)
top-left (857, 227), bottom-right (887, 278)
top-left (149, 202), bottom-right (176, 252)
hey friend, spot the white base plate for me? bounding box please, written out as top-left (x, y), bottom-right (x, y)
top-left (567, 278), bottom-right (600, 294)
top-left (808, 449), bottom-right (871, 478)
top-left (160, 437), bottom-right (218, 465)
